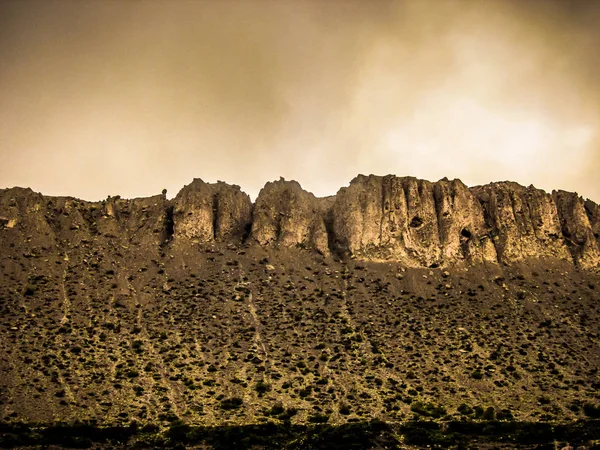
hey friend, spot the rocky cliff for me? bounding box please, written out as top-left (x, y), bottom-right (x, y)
top-left (1, 175), bottom-right (599, 268)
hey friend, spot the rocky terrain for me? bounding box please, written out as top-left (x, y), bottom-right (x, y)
top-left (0, 175), bottom-right (599, 448)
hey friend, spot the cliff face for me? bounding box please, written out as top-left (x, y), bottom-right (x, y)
top-left (329, 175), bottom-right (599, 268)
top-left (250, 178), bottom-right (331, 254)
top-left (331, 176), bottom-right (497, 266)
top-left (172, 179), bottom-right (252, 243)
top-left (1, 175), bottom-right (599, 268)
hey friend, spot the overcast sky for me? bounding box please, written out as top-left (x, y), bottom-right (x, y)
top-left (1, 0), bottom-right (599, 201)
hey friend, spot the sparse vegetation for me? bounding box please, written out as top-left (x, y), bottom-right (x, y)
top-left (0, 186), bottom-right (599, 447)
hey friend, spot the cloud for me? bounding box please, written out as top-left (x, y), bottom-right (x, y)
top-left (0, 0), bottom-right (598, 201)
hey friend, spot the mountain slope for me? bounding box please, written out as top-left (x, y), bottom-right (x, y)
top-left (0, 176), bottom-right (599, 433)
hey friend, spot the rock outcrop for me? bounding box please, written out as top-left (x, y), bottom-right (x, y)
top-left (331, 175), bottom-right (497, 266)
top-left (1, 175), bottom-right (599, 268)
top-left (472, 182), bottom-right (571, 263)
top-left (554, 190), bottom-right (600, 267)
top-left (250, 178), bottom-right (330, 254)
top-left (172, 179), bottom-right (252, 243)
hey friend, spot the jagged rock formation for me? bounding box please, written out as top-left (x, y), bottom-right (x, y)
top-left (250, 178), bottom-right (331, 254)
top-left (1, 175), bottom-right (599, 268)
top-left (331, 176), bottom-right (498, 266)
top-left (330, 175), bottom-right (600, 268)
top-left (172, 179), bottom-right (252, 243)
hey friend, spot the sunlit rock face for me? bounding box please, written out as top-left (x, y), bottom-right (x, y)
top-left (554, 190), bottom-right (600, 268)
top-left (250, 178), bottom-right (330, 255)
top-left (472, 182), bottom-right (571, 264)
top-left (433, 178), bottom-right (498, 264)
top-left (1, 174), bottom-right (599, 268)
top-left (332, 175), bottom-right (442, 266)
top-left (329, 175), bottom-right (599, 268)
top-left (172, 179), bottom-right (252, 243)
top-left (331, 175), bottom-right (495, 267)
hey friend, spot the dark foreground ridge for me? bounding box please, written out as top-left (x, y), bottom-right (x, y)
top-left (0, 175), bottom-right (599, 447)
top-left (1, 419), bottom-right (599, 449)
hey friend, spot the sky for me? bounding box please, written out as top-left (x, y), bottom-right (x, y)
top-left (1, 0), bottom-right (599, 202)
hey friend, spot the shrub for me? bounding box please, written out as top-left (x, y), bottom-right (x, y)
top-left (254, 381), bottom-right (271, 395)
top-left (474, 406), bottom-right (484, 418)
top-left (220, 397), bottom-right (243, 410)
top-left (583, 403), bottom-right (600, 418)
top-left (165, 419), bottom-right (190, 441)
top-left (268, 402), bottom-right (285, 416)
top-left (411, 402), bottom-right (447, 418)
top-left (308, 413), bottom-right (329, 423)
top-left (483, 406), bottom-right (496, 420)
top-left (457, 403), bottom-right (473, 415)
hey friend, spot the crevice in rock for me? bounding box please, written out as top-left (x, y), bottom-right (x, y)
top-left (212, 194), bottom-right (219, 240)
top-left (380, 177), bottom-right (388, 244)
top-left (323, 208), bottom-right (339, 257)
top-left (459, 228), bottom-right (472, 259)
top-left (241, 204), bottom-right (254, 244)
top-left (552, 191), bottom-right (580, 265)
top-left (584, 200), bottom-right (595, 223)
top-left (432, 184), bottom-right (444, 245)
top-left (509, 190), bottom-right (523, 228)
top-left (162, 205), bottom-right (174, 244)
top-left (475, 190), bottom-right (494, 229)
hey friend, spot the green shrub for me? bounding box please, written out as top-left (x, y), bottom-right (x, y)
top-left (24, 286), bottom-right (35, 296)
top-left (474, 406), bottom-right (484, 419)
top-left (308, 413), bottom-right (329, 423)
top-left (411, 402), bottom-right (446, 418)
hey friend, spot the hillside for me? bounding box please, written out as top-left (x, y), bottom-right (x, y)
top-left (0, 175), bottom-right (599, 448)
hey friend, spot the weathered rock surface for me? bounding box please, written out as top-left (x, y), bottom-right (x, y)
top-left (250, 178), bottom-right (330, 254)
top-left (472, 182), bottom-right (571, 263)
top-left (329, 175), bottom-right (600, 268)
top-left (172, 179), bottom-right (252, 243)
top-left (1, 175), bottom-right (599, 268)
top-left (554, 190), bottom-right (600, 267)
top-left (331, 175), bottom-right (497, 266)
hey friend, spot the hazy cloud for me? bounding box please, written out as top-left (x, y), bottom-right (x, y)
top-left (0, 0), bottom-right (598, 201)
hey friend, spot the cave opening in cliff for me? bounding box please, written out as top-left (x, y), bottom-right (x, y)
top-left (410, 216), bottom-right (424, 228)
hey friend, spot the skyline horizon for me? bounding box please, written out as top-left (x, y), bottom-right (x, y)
top-left (3, 171), bottom-right (599, 205)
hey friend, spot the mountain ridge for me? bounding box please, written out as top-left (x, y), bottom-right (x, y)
top-left (2, 174), bottom-right (599, 269)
